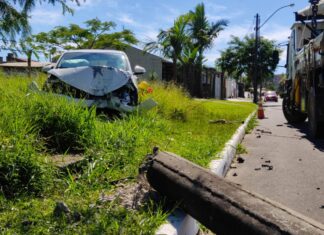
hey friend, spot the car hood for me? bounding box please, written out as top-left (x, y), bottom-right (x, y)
top-left (48, 66), bottom-right (131, 96)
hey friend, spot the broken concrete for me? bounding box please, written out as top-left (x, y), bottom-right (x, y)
top-left (50, 154), bottom-right (85, 170)
top-left (146, 151), bottom-right (324, 235)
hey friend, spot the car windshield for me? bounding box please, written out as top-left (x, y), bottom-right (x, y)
top-left (266, 91), bottom-right (276, 96)
top-left (57, 52), bottom-right (129, 71)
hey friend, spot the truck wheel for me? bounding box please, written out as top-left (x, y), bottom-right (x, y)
top-left (282, 96), bottom-right (307, 124)
top-left (308, 88), bottom-right (324, 138)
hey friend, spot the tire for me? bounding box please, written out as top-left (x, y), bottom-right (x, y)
top-left (282, 96), bottom-right (307, 124)
top-left (308, 88), bottom-right (324, 138)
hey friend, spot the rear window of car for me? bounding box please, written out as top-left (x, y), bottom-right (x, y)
top-left (265, 91), bottom-right (276, 95)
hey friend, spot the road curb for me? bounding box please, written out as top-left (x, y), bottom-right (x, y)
top-left (155, 110), bottom-right (256, 235)
top-left (210, 111), bottom-right (256, 177)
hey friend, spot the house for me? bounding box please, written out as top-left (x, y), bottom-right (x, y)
top-left (0, 61), bottom-right (50, 74)
top-left (0, 53), bottom-right (50, 74)
top-left (124, 46), bottom-right (170, 80)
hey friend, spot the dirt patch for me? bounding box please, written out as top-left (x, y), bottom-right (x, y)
top-left (100, 176), bottom-right (159, 210)
top-left (50, 154), bottom-right (85, 168)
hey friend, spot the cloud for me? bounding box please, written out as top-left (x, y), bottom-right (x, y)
top-left (119, 14), bottom-right (137, 25)
top-left (137, 29), bottom-right (159, 43)
top-left (216, 25), bottom-right (253, 45)
top-left (70, 0), bottom-right (118, 10)
top-left (204, 1), bottom-right (227, 12)
top-left (204, 50), bottom-right (221, 67)
top-left (262, 24), bottom-right (290, 42)
top-left (30, 9), bottom-right (63, 25)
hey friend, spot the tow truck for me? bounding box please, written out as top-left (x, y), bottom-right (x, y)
top-left (283, 0), bottom-right (324, 137)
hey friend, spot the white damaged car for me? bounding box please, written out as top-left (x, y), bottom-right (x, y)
top-left (42, 49), bottom-right (154, 113)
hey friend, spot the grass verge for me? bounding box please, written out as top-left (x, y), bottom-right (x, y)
top-left (0, 73), bottom-right (256, 234)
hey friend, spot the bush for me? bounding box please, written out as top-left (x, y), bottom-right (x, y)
top-left (142, 81), bottom-right (191, 121)
top-left (25, 94), bottom-right (96, 153)
top-left (0, 131), bottom-right (52, 198)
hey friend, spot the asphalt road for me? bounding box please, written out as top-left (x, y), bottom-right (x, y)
top-left (226, 100), bottom-right (324, 224)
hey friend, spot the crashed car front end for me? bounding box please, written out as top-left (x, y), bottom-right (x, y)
top-left (43, 50), bottom-right (144, 113)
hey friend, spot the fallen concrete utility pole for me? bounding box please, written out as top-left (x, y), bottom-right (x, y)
top-left (144, 151), bottom-right (324, 235)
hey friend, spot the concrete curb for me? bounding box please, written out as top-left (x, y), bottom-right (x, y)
top-left (210, 111), bottom-right (257, 177)
top-left (156, 110), bottom-right (257, 235)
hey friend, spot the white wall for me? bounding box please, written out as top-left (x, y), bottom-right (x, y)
top-left (225, 78), bottom-right (238, 98)
top-left (214, 76), bottom-right (221, 99)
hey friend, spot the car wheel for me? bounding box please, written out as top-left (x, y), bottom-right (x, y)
top-left (283, 96), bottom-right (307, 124)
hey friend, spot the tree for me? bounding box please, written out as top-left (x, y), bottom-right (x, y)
top-left (188, 3), bottom-right (228, 66)
top-left (217, 36), bottom-right (280, 91)
top-left (145, 3), bottom-right (228, 79)
top-left (34, 18), bottom-right (138, 56)
top-left (145, 15), bottom-right (190, 81)
top-left (0, 0), bottom-right (79, 42)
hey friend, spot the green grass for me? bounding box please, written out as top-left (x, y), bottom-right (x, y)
top-left (0, 73), bottom-right (256, 234)
top-left (237, 144), bottom-right (248, 155)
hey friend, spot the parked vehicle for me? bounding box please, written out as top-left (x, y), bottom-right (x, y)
top-left (42, 49), bottom-right (150, 113)
top-left (264, 91), bottom-right (278, 102)
top-left (283, 1), bottom-right (324, 137)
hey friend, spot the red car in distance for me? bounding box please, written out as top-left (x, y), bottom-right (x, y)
top-left (264, 91), bottom-right (278, 102)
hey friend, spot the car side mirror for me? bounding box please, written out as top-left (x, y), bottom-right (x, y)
top-left (134, 65), bottom-right (146, 75)
top-left (42, 64), bottom-right (55, 73)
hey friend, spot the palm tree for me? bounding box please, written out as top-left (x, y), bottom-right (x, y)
top-left (145, 15), bottom-right (190, 81)
top-left (0, 0), bottom-right (77, 43)
top-left (188, 3), bottom-right (228, 66)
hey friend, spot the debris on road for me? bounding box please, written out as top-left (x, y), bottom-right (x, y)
top-left (233, 173), bottom-right (238, 177)
top-left (237, 156), bottom-right (245, 164)
top-left (254, 168), bottom-right (261, 171)
top-left (230, 164), bottom-right (237, 169)
top-left (261, 130), bottom-right (272, 134)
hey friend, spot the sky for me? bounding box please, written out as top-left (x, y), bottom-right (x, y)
top-left (9, 0), bottom-right (310, 73)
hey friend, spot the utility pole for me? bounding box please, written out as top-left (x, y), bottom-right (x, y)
top-left (253, 14), bottom-right (260, 104)
top-left (252, 4), bottom-right (294, 104)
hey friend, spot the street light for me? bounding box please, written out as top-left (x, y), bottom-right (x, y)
top-left (259, 4), bottom-right (295, 29)
top-left (253, 3), bottom-right (295, 103)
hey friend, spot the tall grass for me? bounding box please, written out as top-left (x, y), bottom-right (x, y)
top-left (0, 72), bottom-right (256, 233)
top-left (0, 75), bottom-right (53, 198)
top-left (25, 93), bottom-right (96, 153)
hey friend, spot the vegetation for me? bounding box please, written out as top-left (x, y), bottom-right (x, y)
top-left (188, 4), bottom-right (228, 66)
top-left (145, 3), bottom-right (228, 88)
top-left (0, 0), bottom-right (79, 43)
top-left (217, 36), bottom-right (280, 89)
top-left (0, 72), bottom-right (255, 233)
top-left (33, 18), bottom-right (138, 56)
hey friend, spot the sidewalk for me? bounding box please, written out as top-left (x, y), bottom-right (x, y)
top-left (227, 97), bottom-right (252, 102)
top-left (226, 101), bottom-right (324, 224)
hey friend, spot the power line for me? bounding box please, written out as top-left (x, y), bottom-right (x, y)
top-left (245, 16), bottom-right (256, 36)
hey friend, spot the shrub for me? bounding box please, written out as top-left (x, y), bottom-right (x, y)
top-left (0, 133), bottom-right (52, 198)
top-left (25, 94), bottom-right (96, 153)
